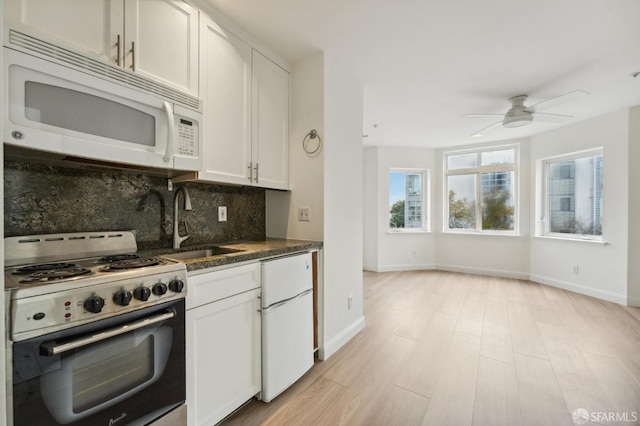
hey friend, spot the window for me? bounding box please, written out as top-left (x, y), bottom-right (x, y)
top-left (389, 169), bottom-right (429, 232)
top-left (444, 145), bottom-right (518, 233)
top-left (542, 149), bottom-right (603, 239)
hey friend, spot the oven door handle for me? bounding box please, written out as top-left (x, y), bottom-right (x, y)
top-left (40, 308), bottom-right (176, 356)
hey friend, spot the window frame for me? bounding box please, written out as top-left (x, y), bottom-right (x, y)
top-left (540, 147), bottom-right (603, 241)
top-left (443, 144), bottom-right (519, 235)
top-left (388, 168), bottom-right (430, 233)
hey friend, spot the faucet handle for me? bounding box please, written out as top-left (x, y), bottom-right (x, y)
top-left (183, 220), bottom-right (190, 235)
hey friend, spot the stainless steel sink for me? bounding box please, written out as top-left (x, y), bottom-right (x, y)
top-left (161, 246), bottom-right (244, 261)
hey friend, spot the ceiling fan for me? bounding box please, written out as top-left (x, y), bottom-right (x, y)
top-left (463, 90), bottom-right (589, 137)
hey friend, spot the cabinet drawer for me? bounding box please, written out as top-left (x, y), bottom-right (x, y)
top-left (187, 263), bottom-right (261, 309)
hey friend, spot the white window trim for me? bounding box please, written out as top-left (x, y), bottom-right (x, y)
top-left (538, 147), bottom-right (603, 242)
top-left (388, 168), bottom-right (431, 233)
top-left (443, 144), bottom-right (520, 235)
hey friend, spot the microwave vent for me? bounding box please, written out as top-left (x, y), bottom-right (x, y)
top-left (8, 30), bottom-right (201, 112)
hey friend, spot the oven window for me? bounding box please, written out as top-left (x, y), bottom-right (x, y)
top-left (73, 335), bottom-right (154, 413)
top-left (25, 81), bottom-right (156, 146)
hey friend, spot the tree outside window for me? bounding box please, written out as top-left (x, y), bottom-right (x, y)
top-left (445, 146), bottom-right (518, 233)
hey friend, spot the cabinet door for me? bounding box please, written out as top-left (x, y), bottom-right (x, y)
top-left (124, 0), bottom-right (199, 96)
top-left (198, 19), bottom-right (253, 186)
top-left (186, 288), bottom-right (261, 426)
top-left (5, 0), bottom-right (122, 64)
top-left (252, 50), bottom-right (290, 190)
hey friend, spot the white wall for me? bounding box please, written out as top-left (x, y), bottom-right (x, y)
top-left (363, 146), bottom-right (437, 272)
top-left (321, 54), bottom-right (364, 358)
top-left (267, 52), bottom-right (365, 359)
top-left (266, 53), bottom-right (324, 241)
top-left (627, 106), bottom-right (640, 306)
top-left (530, 110), bottom-right (629, 304)
top-left (362, 146), bottom-right (379, 269)
top-left (628, 106), bottom-right (640, 305)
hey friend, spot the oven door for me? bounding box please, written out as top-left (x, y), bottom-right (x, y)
top-left (11, 299), bottom-right (185, 426)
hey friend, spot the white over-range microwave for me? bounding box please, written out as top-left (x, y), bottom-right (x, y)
top-left (4, 30), bottom-right (203, 172)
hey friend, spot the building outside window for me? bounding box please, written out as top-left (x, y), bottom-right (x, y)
top-left (444, 145), bottom-right (518, 233)
top-left (389, 169), bottom-right (429, 232)
top-left (543, 149), bottom-right (603, 238)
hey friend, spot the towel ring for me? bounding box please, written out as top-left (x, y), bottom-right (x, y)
top-left (303, 129), bottom-right (321, 155)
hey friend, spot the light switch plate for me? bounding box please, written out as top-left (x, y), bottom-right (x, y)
top-left (218, 206), bottom-right (227, 222)
top-left (298, 207), bottom-right (311, 222)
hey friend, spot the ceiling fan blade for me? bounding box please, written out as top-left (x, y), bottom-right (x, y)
top-left (462, 114), bottom-right (505, 118)
top-left (470, 120), bottom-right (502, 137)
top-left (534, 112), bottom-right (573, 123)
top-left (528, 90), bottom-right (589, 112)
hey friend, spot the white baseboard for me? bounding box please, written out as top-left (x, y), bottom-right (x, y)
top-left (626, 295), bottom-right (640, 308)
top-left (364, 263), bottom-right (435, 272)
top-left (436, 263), bottom-right (530, 280)
top-left (318, 316), bottom-right (365, 361)
top-left (529, 273), bottom-right (627, 305)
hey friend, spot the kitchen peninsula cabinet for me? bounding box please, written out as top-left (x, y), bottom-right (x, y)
top-left (4, 0), bottom-right (199, 96)
top-left (185, 263), bottom-right (262, 426)
top-left (195, 17), bottom-right (289, 190)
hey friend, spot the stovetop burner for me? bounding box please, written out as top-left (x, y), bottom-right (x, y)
top-left (12, 262), bottom-right (80, 275)
top-left (97, 254), bottom-right (141, 263)
top-left (19, 267), bottom-right (92, 283)
top-left (102, 257), bottom-right (162, 271)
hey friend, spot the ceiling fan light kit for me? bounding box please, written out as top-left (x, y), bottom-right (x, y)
top-left (502, 113), bottom-right (533, 128)
top-left (463, 90), bottom-right (589, 137)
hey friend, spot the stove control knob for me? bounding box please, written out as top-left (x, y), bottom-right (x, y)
top-left (134, 287), bottom-right (151, 301)
top-left (152, 283), bottom-right (168, 296)
top-left (168, 279), bottom-right (184, 293)
top-left (84, 296), bottom-right (105, 314)
top-left (113, 290), bottom-right (133, 306)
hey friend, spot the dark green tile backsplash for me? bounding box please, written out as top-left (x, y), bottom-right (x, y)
top-left (4, 161), bottom-right (266, 249)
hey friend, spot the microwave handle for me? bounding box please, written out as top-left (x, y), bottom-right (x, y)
top-left (40, 309), bottom-right (176, 356)
top-left (163, 101), bottom-right (175, 163)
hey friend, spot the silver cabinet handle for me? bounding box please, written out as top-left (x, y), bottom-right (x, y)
top-left (130, 41), bottom-right (135, 71)
top-left (254, 163), bottom-right (259, 183)
top-left (248, 162), bottom-right (253, 182)
top-left (163, 101), bottom-right (174, 163)
top-left (40, 309), bottom-right (176, 356)
top-left (115, 34), bottom-right (121, 66)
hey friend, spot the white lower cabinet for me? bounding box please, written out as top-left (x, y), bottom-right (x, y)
top-left (186, 263), bottom-right (261, 426)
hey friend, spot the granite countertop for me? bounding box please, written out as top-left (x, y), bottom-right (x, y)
top-left (140, 238), bottom-right (323, 272)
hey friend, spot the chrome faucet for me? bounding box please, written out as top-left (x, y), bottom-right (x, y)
top-left (173, 186), bottom-right (192, 249)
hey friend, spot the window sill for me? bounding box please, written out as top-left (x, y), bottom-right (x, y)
top-left (387, 230), bottom-right (431, 235)
top-left (442, 230), bottom-right (520, 237)
top-left (533, 235), bottom-right (607, 245)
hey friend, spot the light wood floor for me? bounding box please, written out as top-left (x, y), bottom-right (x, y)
top-left (224, 270), bottom-right (640, 426)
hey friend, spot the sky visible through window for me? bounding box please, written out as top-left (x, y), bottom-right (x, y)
top-left (389, 173), bottom-right (405, 207)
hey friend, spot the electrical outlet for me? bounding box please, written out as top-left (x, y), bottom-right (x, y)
top-left (298, 207), bottom-right (311, 222)
top-left (572, 265), bottom-right (579, 274)
top-left (218, 206), bottom-right (227, 222)
top-left (348, 295), bottom-right (353, 310)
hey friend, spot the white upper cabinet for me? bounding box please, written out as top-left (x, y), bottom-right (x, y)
top-left (252, 50), bottom-right (289, 190)
top-left (198, 16), bottom-right (289, 190)
top-left (199, 18), bottom-right (253, 185)
top-left (5, 0), bottom-right (199, 96)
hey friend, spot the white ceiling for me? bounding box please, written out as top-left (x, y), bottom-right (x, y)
top-left (205, 0), bottom-right (640, 148)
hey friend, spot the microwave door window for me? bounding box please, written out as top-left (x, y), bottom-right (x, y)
top-left (25, 81), bottom-right (155, 147)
